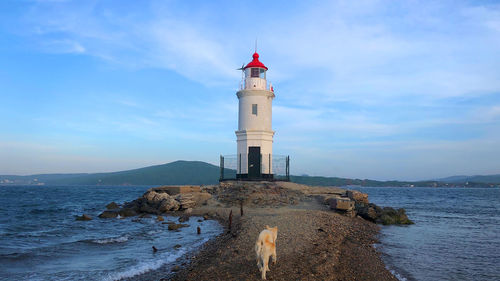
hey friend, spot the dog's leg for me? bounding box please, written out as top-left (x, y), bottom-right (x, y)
top-left (272, 247), bottom-right (277, 264)
top-left (261, 252), bottom-right (271, 279)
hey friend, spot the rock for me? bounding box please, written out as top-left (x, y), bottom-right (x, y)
top-left (174, 244), bottom-right (182, 249)
top-left (184, 208), bottom-right (193, 214)
top-left (329, 197), bottom-right (354, 211)
top-left (158, 197), bottom-right (180, 212)
top-left (118, 208), bottom-right (137, 217)
top-left (172, 265), bottom-right (180, 272)
top-left (106, 202), bottom-right (120, 210)
top-left (157, 215), bottom-right (164, 222)
top-left (98, 210), bottom-right (118, 219)
top-left (323, 195), bottom-right (341, 206)
top-left (178, 215), bottom-right (190, 223)
top-left (143, 190), bottom-right (157, 202)
top-left (377, 207), bottom-right (414, 225)
top-left (76, 214), bottom-right (92, 221)
top-left (347, 190), bottom-right (369, 204)
top-left (175, 194), bottom-right (196, 209)
top-left (139, 203), bottom-right (160, 214)
top-left (168, 223), bottom-right (189, 231)
top-left (152, 185), bottom-right (201, 195)
top-left (203, 214), bottom-right (210, 220)
top-left (356, 203), bottom-right (382, 222)
top-left (138, 213), bottom-right (152, 218)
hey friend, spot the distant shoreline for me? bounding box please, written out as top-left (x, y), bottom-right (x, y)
top-left (2, 160), bottom-right (499, 188)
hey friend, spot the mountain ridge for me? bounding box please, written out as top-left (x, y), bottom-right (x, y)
top-left (1, 160), bottom-right (499, 187)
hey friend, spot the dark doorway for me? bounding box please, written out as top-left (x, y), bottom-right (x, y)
top-left (248, 146), bottom-right (261, 179)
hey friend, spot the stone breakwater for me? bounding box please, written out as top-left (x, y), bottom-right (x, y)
top-left (95, 182), bottom-right (412, 226)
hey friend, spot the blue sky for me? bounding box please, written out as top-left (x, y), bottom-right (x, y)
top-left (1, 0), bottom-right (499, 180)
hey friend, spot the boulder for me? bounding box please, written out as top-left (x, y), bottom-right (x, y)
top-left (323, 195), bottom-right (341, 206)
top-left (347, 190), bottom-right (369, 204)
top-left (168, 223), bottom-right (189, 231)
top-left (158, 197), bottom-right (180, 212)
top-left (98, 210), bottom-right (118, 219)
top-left (76, 214), bottom-right (92, 221)
top-left (356, 203), bottom-right (382, 222)
top-left (157, 215), bottom-right (164, 222)
top-left (118, 208), bottom-right (138, 217)
top-left (139, 203), bottom-right (160, 215)
top-left (175, 194), bottom-right (196, 209)
top-left (106, 202), bottom-right (120, 210)
top-left (178, 215), bottom-right (190, 223)
top-left (377, 207), bottom-right (414, 225)
top-left (329, 197), bottom-right (354, 212)
top-left (143, 191), bottom-right (157, 202)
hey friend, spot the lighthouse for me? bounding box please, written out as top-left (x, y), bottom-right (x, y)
top-left (236, 52), bottom-right (275, 179)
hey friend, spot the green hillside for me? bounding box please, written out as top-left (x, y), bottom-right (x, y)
top-left (46, 160), bottom-right (231, 185)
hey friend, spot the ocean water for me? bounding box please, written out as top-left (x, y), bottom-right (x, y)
top-left (356, 187), bottom-right (500, 281)
top-left (0, 185), bottom-right (222, 281)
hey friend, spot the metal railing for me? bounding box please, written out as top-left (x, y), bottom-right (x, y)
top-left (220, 154), bottom-right (290, 181)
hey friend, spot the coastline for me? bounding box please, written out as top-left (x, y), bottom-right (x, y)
top-left (121, 181), bottom-right (400, 281)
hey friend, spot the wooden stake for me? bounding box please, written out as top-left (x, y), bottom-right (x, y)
top-left (228, 210), bottom-right (233, 232)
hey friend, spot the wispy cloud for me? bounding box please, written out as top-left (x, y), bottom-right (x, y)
top-left (2, 0), bottom-right (500, 178)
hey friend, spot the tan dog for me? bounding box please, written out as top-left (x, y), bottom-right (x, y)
top-left (255, 225), bottom-right (278, 280)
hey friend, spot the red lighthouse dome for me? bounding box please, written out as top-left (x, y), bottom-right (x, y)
top-left (244, 52), bottom-right (268, 70)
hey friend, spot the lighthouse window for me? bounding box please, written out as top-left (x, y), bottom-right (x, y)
top-left (252, 104), bottom-right (258, 115)
top-left (251, 68), bottom-right (260, 77)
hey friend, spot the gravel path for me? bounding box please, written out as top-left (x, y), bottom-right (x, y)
top-left (168, 202), bottom-right (398, 281)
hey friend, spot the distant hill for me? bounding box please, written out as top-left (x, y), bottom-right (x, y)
top-left (1, 161), bottom-right (498, 187)
top-left (437, 174), bottom-right (500, 184)
top-left (0, 161), bottom-right (235, 186)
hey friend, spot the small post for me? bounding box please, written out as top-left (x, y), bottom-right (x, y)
top-left (240, 200), bottom-right (244, 216)
top-left (260, 153), bottom-right (262, 176)
top-left (197, 226), bottom-right (201, 235)
top-left (269, 153), bottom-right (271, 175)
top-left (220, 155), bottom-right (223, 181)
top-left (228, 210), bottom-right (233, 233)
top-left (287, 156), bottom-right (290, 181)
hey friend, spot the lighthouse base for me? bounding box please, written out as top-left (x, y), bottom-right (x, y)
top-left (236, 173), bottom-right (274, 180)
top-left (219, 154), bottom-right (290, 182)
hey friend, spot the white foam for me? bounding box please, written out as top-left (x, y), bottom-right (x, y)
top-left (92, 236), bottom-right (129, 244)
top-left (104, 249), bottom-right (186, 281)
top-left (387, 267), bottom-right (408, 281)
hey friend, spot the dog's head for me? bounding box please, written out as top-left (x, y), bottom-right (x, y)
top-left (265, 225), bottom-right (278, 241)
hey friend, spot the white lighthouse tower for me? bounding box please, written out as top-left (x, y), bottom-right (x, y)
top-left (236, 51), bottom-right (275, 179)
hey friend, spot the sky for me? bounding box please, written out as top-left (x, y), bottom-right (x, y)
top-left (0, 0), bottom-right (499, 180)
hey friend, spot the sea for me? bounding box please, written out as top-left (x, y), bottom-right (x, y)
top-left (0, 185), bottom-right (222, 281)
top-left (0, 186), bottom-right (499, 281)
top-left (356, 186), bottom-right (500, 281)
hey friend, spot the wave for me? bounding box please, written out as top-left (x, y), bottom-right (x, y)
top-left (91, 236), bottom-right (129, 244)
top-left (104, 249), bottom-right (186, 281)
top-left (389, 268), bottom-right (408, 281)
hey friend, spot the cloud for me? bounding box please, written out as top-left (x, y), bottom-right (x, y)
top-left (3, 0), bottom-right (500, 178)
